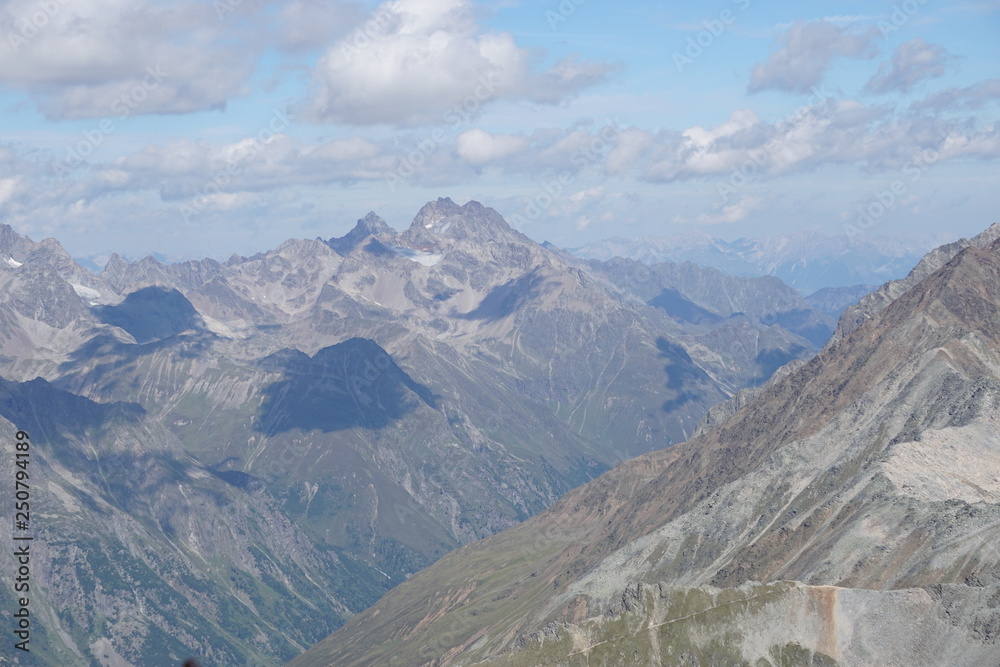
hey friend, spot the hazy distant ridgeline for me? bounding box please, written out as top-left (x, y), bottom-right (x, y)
top-left (571, 229), bottom-right (950, 295)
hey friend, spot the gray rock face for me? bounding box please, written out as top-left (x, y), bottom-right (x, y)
top-left (584, 256), bottom-right (837, 391)
top-left (291, 231), bottom-right (1000, 667)
top-left (326, 212), bottom-right (394, 255)
top-left (805, 284), bottom-right (878, 317)
top-left (833, 222), bottom-right (1000, 341)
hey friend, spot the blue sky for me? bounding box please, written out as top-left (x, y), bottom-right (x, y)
top-left (0, 0), bottom-right (997, 261)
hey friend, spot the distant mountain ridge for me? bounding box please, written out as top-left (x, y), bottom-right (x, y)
top-left (570, 229), bottom-right (952, 294)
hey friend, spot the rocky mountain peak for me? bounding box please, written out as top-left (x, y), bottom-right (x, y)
top-left (99, 253), bottom-right (130, 289)
top-left (104, 252), bottom-right (129, 272)
top-left (403, 198), bottom-right (525, 246)
top-left (409, 197), bottom-right (463, 232)
top-left (328, 212), bottom-right (397, 255)
top-left (358, 211), bottom-right (394, 235)
top-left (834, 219), bottom-right (1000, 341)
top-left (0, 222), bottom-right (34, 261)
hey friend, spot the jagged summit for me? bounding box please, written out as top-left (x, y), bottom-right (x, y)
top-left (0, 223), bottom-right (34, 261)
top-left (327, 212), bottom-right (396, 255)
top-left (99, 252), bottom-right (130, 287)
top-left (402, 197), bottom-right (525, 245)
top-left (835, 219), bottom-right (1000, 341)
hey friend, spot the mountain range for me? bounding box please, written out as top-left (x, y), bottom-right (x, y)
top-left (570, 229), bottom-right (951, 296)
top-left (0, 199), bottom-right (852, 665)
top-left (290, 222), bottom-right (1000, 666)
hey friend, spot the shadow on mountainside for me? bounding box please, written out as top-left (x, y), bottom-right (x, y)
top-left (657, 337), bottom-right (712, 413)
top-left (455, 271), bottom-right (547, 322)
top-left (647, 288), bottom-right (723, 326)
top-left (92, 286), bottom-right (205, 344)
top-left (254, 338), bottom-right (437, 436)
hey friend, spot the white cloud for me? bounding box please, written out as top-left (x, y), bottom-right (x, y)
top-left (638, 99), bottom-right (1000, 184)
top-left (750, 20), bottom-right (878, 94)
top-left (456, 128), bottom-right (528, 164)
top-left (697, 194), bottom-right (771, 224)
top-left (104, 132), bottom-right (397, 200)
top-left (865, 38), bottom-right (951, 94)
top-left (605, 128), bottom-right (654, 175)
top-left (0, 176), bottom-right (24, 209)
top-left (302, 137), bottom-right (382, 162)
top-left (304, 0), bottom-right (614, 125)
top-left (646, 109), bottom-right (762, 181)
top-left (0, 0), bottom-right (264, 119)
top-left (910, 78), bottom-right (1000, 112)
top-left (569, 186), bottom-right (604, 205)
top-left (275, 0), bottom-right (361, 52)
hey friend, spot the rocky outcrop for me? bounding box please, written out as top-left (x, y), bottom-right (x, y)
top-left (833, 222), bottom-right (1000, 341)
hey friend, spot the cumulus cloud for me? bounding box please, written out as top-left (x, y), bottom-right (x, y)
top-left (304, 0), bottom-right (615, 125)
top-left (697, 194), bottom-right (772, 225)
top-left (456, 129), bottom-right (529, 164)
top-left (7, 95), bottom-right (997, 246)
top-left (646, 109), bottom-right (764, 181)
top-left (275, 0), bottom-right (361, 52)
top-left (0, 0), bottom-right (266, 119)
top-left (103, 132), bottom-right (395, 201)
top-left (910, 79), bottom-right (1000, 112)
top-left (865, 39), bottom-right (951, 94)
top-left (749, 20), bottom-right (878, 94)
top-left (639, 99), bottom-right (1000, 185)
top-left (605, 128), bottom-right (654, 175)
top-left (34, 119), bottom-right (639, 226)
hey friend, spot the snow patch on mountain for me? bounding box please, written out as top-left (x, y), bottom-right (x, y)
top-left (386, 244), bottom-right (444, 266)
top-left (71, 283), bottom-right (101, 300)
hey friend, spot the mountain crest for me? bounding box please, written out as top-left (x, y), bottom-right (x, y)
top-left (403, 198), bottom-right (523, 245)
top-left (328, 212), bottom-right (396, 255)
top-left (99, 253), bottom-right (130, 289)
top-left (0, 223), bottom-right (33, 261)
top-left (834, 219), bottom-right (1000, 341)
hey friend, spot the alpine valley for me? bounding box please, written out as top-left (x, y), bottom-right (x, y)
top-left (0, 199), bottom-right (851, 666)
top-left (290, 222), bottom-right (1000, 666)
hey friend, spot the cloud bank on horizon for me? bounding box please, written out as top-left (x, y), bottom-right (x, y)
top-left (0, 0), bottom-right (997, 260)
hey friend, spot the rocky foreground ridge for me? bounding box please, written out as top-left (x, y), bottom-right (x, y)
top-left (291, 226), bottom-right (1000, 666)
